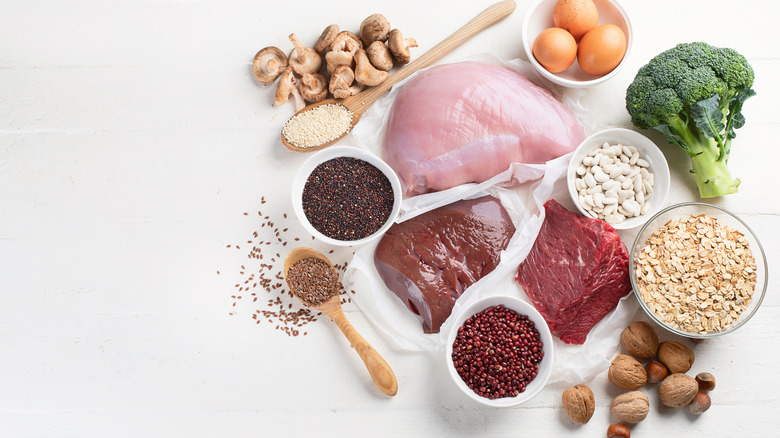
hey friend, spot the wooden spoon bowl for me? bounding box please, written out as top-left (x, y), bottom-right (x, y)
top-left (281, 0), bottom-right (517, 152)
top-left (283, 247), bottom-right (398, 396)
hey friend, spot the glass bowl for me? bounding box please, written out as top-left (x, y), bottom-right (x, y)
top-left (445, 295), bottom-right (554, 407)
top-left (629, 202), bottom-right (768, 338)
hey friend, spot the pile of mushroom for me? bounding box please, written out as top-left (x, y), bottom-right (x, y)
top-left (251, 13), bottom-right (418, 111)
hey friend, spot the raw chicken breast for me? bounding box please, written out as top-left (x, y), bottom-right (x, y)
top-left (383, 61), bottom-right (585, 196)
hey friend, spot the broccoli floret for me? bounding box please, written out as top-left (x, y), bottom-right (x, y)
top-left (625, 42), bottom-right (755, 198)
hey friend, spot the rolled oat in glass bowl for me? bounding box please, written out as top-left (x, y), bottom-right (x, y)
top-left (629, 202), bottom-right (768, 339)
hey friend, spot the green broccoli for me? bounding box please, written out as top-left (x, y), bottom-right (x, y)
top-left (625, 42), bottom-right (755, 198)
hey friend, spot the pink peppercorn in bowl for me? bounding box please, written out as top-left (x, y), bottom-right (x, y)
top-left (291, 145), bottom-right (403, 247)
top-left (445, 295), bottom-right (554, 407)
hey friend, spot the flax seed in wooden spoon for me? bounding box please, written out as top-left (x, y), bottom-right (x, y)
top-left (280, 0), bottom-right (517, 152)
top-left (283, 246), bottom-right (398, 396)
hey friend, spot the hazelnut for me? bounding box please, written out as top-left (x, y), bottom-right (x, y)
top-left (688, 391), bottom-right (712, 415)
top-left (658, 373), bottom-right (698, 408)
top-left (610, 391), bottom-right (649, 424)
top-left (658, 341), bottom-right (695, 374)
top-left (562, 384), bottom-right (595, 424)
top-left (695, 372), bottom-right (716, 392)
top-left (620, 321), bottom-right (659, 359)
top-left (645, 360), bottom-right (669, 384)
top-left (607, 423), bottom-right (631, 438)
top-left (608, 355), bottom-right (647, 390)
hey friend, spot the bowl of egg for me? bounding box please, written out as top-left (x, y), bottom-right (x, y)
top-left (522, 0), bottom-right (632, 88)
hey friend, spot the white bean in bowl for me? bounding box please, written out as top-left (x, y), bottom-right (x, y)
top-left (566, 128), bottom-right (671, 230)
top-left (574, 142), bottom-right (654, 225)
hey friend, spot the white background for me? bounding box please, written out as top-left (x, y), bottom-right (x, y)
top-left (1, 0), bottom-right (778, 436)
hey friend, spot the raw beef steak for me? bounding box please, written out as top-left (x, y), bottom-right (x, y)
top-left (374, 196), bottom-right (516, 333)
top-left (515, 199), bottom-right (631, 344)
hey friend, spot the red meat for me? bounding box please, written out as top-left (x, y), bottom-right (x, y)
top-left (516, 199), bottom-right (631, 344)
top-left (374, 196), bottom-right (516, 333)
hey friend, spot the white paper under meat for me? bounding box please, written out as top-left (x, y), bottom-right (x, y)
top-left (342, 54), bottom-right (641, 385)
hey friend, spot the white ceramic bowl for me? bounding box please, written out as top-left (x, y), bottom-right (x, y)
top-left (630, 202), bottom-right (768, 339)
top-left (445, 295), bottom-right (554, 408)
top-left (567, 128), bottom-right (670, 230)
top-left (291, 145), bottom-right (402, 246)
top-left (522, 0), bottom-right (633, 88)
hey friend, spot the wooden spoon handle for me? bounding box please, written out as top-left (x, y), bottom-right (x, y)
top-left (326, 306), bottom-right (398, 396)
top-left (344, 0), bottom-right (516, 114)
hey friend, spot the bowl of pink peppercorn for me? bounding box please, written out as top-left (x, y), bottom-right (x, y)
top-left (446, 295), bottom-right (554, 407)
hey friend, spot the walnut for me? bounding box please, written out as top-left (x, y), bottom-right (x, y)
top-left (608, 354), bottom-right (647, 390)
top-left (610, 391), bottom-right (649, 424)
top-left (658, 373), bottom-right (698, 408)
top-left (620, 321), bottom-right (659, 359)
top-left (562, 384), bottom-right (595, 424)
top-left (658, 341), bottom-right (695, 374)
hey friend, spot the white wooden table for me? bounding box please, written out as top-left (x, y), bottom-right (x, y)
top-left (1, 1), bottom-right (778, 436)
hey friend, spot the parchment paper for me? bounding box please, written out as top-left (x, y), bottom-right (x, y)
top-left (342, 54), bottom-right (639, 384)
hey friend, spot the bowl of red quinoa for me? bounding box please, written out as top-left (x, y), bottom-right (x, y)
top-left (630, 202), bottom-right (768, 338)
top-left (291, 146), bottom-right (402, 246)
top-left (445, 295), bottom-right (554, 407)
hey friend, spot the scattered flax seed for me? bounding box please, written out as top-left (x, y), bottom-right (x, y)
top-left (282, 104), bottom-right (353, 149)
top-left (223, 198), bottom-right (353, 337)
top-left (635, 214), bottom-right (757, 334)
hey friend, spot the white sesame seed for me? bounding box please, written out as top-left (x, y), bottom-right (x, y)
top-left (282, 104), bottom-right (353, 148)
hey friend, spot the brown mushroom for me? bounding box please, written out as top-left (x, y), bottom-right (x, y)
top-left (329, 65), bottom-right (355, 99)
top-left (325, 50), bottom-right (354, 75)
top-left (274, 67), bottom-right (305, 111)
top-left (330, 31), bottom-right (363, 55)
top-left (359, 13), bottom-right (391, 46)
top-left (288, 33), bottom-right (322, 76)
top-left (388, 28), bottom-right (418, 64)
top-left (354, 49), bottom-right (388, 86)
top-left (252, 46), bottom-right (288, 83)
top-left (298, 73), bottom-right (328, 103)
top-left (314, 24), bottom-right (339, 54)
top-left (349, 82), bottom-right (366, 96)
top-left (366, 41), bottom-right (394, 72)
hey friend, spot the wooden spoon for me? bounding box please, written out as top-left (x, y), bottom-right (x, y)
top-left (281, 0), bottom-right (517, 152)
top-left (283, 246), bottom-right (398, 396)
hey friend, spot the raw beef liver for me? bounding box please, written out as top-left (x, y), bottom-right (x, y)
top-left (515, 200), bottom-right (631, 344)
top-left (374, 196), bottom-right (515, 333)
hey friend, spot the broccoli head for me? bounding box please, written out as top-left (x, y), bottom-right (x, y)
top-left (625, 42), bottom-right (755, 198)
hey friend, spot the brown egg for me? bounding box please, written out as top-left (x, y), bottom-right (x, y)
top-left (553, 0), bottom-right (599, 41)
top-left (532, 27), bottom-right (578, 73)
top-left (577, 24), bottom-right (627, 76)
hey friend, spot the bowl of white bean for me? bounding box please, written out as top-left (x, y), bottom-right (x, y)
top-left (567, 128), bottom-right (670, 230)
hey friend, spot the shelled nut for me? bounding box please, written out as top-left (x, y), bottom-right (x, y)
top-left (562, 384), bottom-right (596, 424)
top-left (645, 360), bottom-right (669, 384)
top-left (658, 341), bottom-right (694, 374)
top-left (610, 391), bottom-right (649, 424)
top-left (659, 373), bottom-right (698, 408)
top-left (688, 391), bottom-right (712, 415)
top-left (608, 354), bottom-right (647, 390)
top-left (620, 321), bottom-right (659, 359)
top-left (607, 423), bottom-right (631, 438)
top-left (695, 372), bottom-right (716, 392)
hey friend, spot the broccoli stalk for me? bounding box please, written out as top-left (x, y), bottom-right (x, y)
top-left (625, 42), bottom-right (755, 198)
